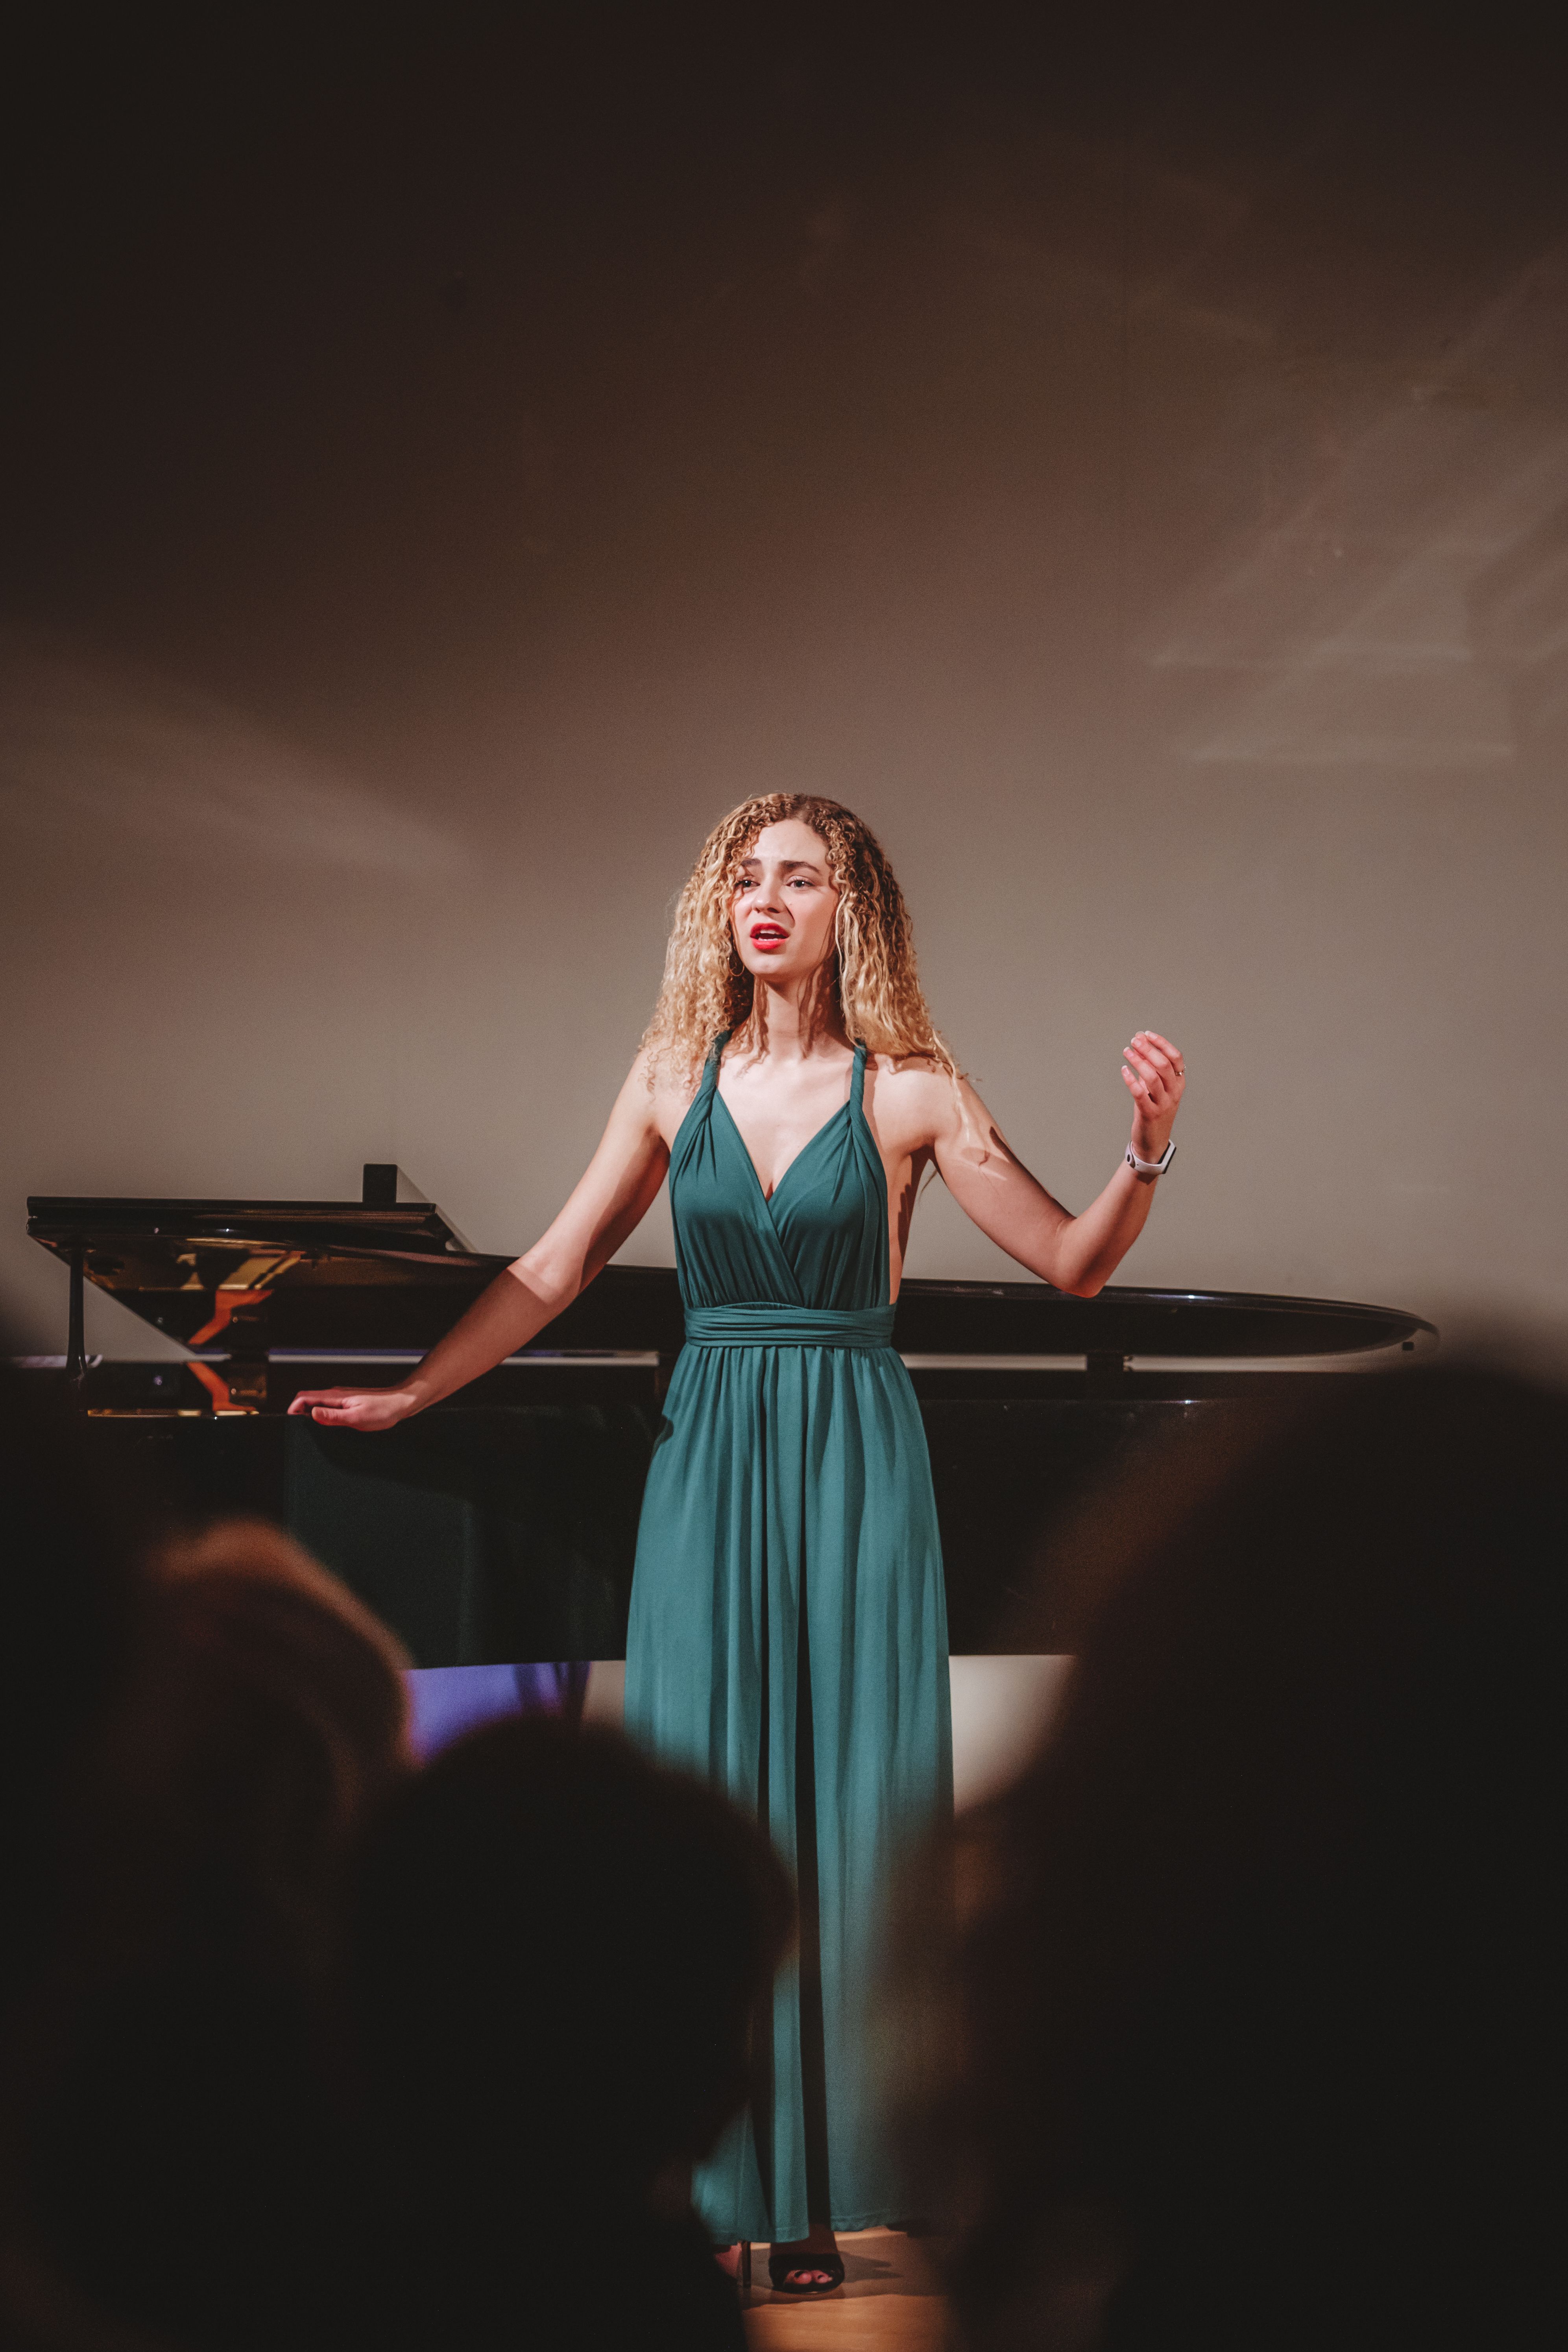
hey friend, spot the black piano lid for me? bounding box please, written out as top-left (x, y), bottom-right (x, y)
top-left (26, 1192), bottom-right (1436, 1362)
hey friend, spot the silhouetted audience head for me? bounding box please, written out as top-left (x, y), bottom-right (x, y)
top-left (76, 1517), bottom-right (413, 1980)
top-left (15, 1518), bottom-right (411, 2352)
top-left (928, 1364), bottom-right (1562, 2352)
top-left (343, 1715), bottom-right (792, 2351)
top-left (0, 1351), bottom-right (149, 2029)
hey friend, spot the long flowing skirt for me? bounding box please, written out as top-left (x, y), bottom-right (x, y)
top-left (624, 1338), bottom-right (952, 2245)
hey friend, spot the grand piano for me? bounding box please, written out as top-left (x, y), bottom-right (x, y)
top-left (25, 1167), bottom-right (1436, 1664)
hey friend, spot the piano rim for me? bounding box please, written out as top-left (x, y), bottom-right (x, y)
top-left (24, 1198), bottom-right (1439, 1362)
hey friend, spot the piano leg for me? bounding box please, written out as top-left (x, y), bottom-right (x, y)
top-left (67, 1241), bottom-right (86, 1406)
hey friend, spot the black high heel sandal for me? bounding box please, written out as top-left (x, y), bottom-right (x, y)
top-left (767, 2246), bottom-right (845, 2296)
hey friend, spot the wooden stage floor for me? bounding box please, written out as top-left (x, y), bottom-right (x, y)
top-left (741, 2230), bottom-right (951, 2351)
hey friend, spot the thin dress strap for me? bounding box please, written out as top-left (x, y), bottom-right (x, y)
top-left (702, 1030), bottom-right (731, 1095)
top-left (850, 1036), bottom-right (868, 1116)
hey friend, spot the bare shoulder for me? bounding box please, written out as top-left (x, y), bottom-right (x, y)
top-left (623, 1045), bottom-right (700, 1151)
top-left (863, 1050), bottom-right (967, 1150)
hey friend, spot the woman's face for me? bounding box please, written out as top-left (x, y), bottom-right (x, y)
top-left (730, 819), bottom-right (840, 984)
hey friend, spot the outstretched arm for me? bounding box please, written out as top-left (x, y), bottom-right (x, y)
top-left (932, 1031), bottom-right (1186, 1297)
top-left (287, 1056), bottom-right (673, 1428)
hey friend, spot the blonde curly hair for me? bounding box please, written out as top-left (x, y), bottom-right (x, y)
top-left (642, 795), bottom-right (959, 1087)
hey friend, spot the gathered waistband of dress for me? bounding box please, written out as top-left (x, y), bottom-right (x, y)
top-left (682, 1303), bottom-right (897, 1350)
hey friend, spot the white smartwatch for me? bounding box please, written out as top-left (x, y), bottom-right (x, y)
top-left (1126, 1139), bottom-right (1176, 1178)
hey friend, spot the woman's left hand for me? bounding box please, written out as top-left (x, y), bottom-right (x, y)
top-left (1121, 1030), bottom-right (1186, 1159)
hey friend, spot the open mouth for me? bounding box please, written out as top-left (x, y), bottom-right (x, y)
top-left (750, 925), bottom-right (788, 949)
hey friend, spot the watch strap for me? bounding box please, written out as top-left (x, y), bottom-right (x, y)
top-left (1126, 1139), bottom-right (1176, 1178)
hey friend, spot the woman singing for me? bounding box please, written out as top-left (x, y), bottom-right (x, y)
top-left (289, 795), bottom-right (1186, 2293)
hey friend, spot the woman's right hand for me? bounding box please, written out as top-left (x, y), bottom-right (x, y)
top-left (285, 1385), bottom-right (421, 1431)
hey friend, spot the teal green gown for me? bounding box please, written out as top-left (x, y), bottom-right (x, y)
top-left (624, 1036), bottom-right (952, 2246)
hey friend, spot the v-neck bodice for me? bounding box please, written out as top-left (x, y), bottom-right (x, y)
top-left (669, 1036), bottom-right (889, 1313)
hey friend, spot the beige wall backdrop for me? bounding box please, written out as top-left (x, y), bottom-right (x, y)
top-left (3, 12), bottom-right (1566, 1360)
